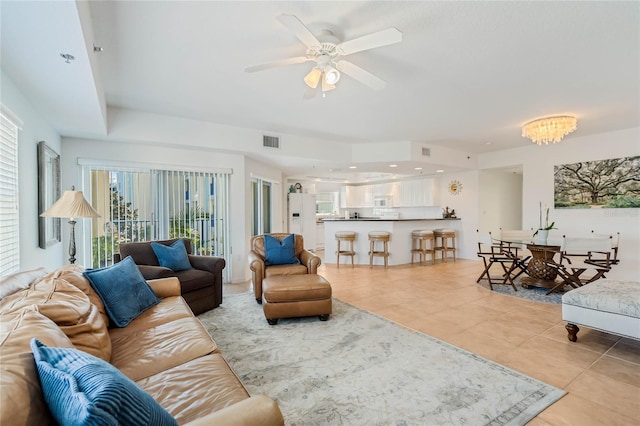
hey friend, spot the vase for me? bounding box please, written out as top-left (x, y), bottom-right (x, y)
top-left (535, 229), bottom-right (549, 245)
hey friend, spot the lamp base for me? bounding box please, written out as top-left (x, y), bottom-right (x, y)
top-left (68, 219), bottom-right (77, 264)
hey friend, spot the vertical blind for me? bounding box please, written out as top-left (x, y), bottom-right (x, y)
top-left (85, 166), bottom-right (231, 282)
top-left (0, 112), bottom-right (20, 277)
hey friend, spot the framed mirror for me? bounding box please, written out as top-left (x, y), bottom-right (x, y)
top-left (38, 141), bottom-right (61, 248)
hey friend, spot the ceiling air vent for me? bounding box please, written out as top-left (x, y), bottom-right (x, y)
top-left (263, 135), bottom-right (280, 149)
top-left (421, 147), bottom-right (431, 157)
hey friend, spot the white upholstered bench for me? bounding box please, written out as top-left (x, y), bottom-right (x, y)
top-left (561, 279), bottom-right (640, 342)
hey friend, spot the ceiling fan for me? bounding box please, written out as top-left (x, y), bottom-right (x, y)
top-left (245, 14), bottom-right (403, 97)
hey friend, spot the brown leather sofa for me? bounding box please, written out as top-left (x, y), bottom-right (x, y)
top-left (114, 238), bottom-right (224, 315)
top-left (0, 266), bottom-right (284, 425)
top-left (248, 233), bottom-right (321, 304)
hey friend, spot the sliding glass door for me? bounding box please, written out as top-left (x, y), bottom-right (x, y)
top-left (85, 166), bottom-right (231, 282)
top-left (251, 178), bottom-right (271, 236)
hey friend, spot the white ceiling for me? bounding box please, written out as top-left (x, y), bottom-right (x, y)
top-left (2, 1), bottom-right (639, 181)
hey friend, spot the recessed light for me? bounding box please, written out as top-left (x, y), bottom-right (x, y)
top-left (436, 169), bottom-right (444, 173)
top-left (349, 166), bottom-right (357, 169)
top-left (485, 141), bottom-right (492, 145)
top-left (414, 167), bottom-right (422, 170)
top-left (389, 164), bottom-right (398, 168)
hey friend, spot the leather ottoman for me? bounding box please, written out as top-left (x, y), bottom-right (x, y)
top-left (262, 275), bottom-right (332, 325)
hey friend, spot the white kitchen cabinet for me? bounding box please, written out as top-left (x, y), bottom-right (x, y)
top-left (391, 179), bottom-right (440, 207)
top-left (345, 185), bottom-right (373, 207)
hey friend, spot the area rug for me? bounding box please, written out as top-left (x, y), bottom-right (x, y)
top-left (198, 294), bottom-right (565, 425)
top-left (476, 278), bottom-right (563, 304)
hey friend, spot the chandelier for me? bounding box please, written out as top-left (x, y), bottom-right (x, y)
top-left (521, 115), bottom-right (577, 145)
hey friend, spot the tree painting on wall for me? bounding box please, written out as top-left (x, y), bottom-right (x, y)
top-left (554, 156), bottom-right (640, 208)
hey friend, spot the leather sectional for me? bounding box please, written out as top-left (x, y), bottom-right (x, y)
top-left (0, 265), bottom-right (284, 425)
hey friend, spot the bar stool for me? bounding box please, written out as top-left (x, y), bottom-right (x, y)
top-left (433, 228), bottom-right (456, 262)
top-left (335, 231), bottom-right (357, 268)
top-left (411, 230), bottom-right (436, 265)
top-left (368, 231), bottom-right (391, 268)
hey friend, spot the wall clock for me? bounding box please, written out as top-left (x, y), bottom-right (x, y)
top-left (449, 180), bottom-right (463, 195)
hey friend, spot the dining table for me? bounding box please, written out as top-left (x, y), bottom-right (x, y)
top-left (493, 237), bottom-right (562, 290)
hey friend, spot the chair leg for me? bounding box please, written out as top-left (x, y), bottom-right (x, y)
top-left (336, 240), bottom-right (341, 268)
top-left (351, 240), bottom-right (355, 268)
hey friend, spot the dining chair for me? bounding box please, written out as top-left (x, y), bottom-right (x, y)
top-left (476, 230), bottom-right (518, 291)
top-left (590, 231), bottom-right (620, 265)
top-left (541, 236), bottom-right (612, 295)
top-left (497, 229), bottom-right (534, 279)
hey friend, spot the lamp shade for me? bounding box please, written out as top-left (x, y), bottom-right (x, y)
top-left (40, 189), bottom-right (100, 219)
top-left (304, 68), bottom-right (322, 89)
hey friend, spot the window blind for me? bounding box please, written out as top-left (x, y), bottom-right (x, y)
top-left (0, 112), bottom-right (20, 277)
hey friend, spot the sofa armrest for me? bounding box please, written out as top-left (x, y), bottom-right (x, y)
top-left (182, 395), bottom-right (284, 426)
top-left (136, 265), bottom-right (174, 280)
top-left (188, 255), bottom-right (226, 275)
top-left (147, 277), bottom-right (181, 298)
top-left (299, 249), bottom-right (321, 274)
top-left (248, 251), bottom-right (265, 302)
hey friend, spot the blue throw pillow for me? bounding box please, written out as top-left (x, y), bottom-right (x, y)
top-left (264, 234), bottom-right (300, 266)
top-left (151, 239), bottom-right (192, 272)
top-left (30, 338), bottom-right (177, 426)
top-left (83, 256), bottom-right (160, 328)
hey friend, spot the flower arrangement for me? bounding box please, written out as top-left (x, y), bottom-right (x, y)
top-left (533, 202), bottom-right (556, 237)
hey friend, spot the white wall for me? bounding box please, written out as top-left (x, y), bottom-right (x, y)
top-left (479, 127), bottom-right (640, 281)
top-left (478, 170), bottom-right (523, 232)
top-left (1, 71), bottom-right (64, 272)
top-left (436, 170), bottom-right (480, 260)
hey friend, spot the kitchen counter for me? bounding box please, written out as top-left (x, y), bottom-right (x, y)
top-left (323, 218), bottom-right (463, 266)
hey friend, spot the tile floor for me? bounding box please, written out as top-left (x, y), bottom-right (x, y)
top-left (225, 258), bottom-right (639, 425)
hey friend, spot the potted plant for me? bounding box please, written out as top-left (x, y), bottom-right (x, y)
top-left (533, 202), bottom-right (556, 244)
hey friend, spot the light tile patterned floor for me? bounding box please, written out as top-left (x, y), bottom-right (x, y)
top-left (225, 259), bottom-right (639, 425)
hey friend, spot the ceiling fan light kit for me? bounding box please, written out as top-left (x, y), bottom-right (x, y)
top-left (246, 14), bottom-right (403, 97)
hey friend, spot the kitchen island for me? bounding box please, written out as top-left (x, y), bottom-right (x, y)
top-left (323, 218), bottom-right (462, 266)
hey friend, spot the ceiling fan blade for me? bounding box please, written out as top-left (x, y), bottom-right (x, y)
top-left (276, 14), bottom-right (321, 49)
top-left (244, 56), bottom-right (310, 73)
top-left (336, 28), bottom-right (403, 56)
top-left (336, 60), bottom-right (387, 90)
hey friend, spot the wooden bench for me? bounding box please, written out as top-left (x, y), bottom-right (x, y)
top-left (561, 279), bottom-right (640, 342)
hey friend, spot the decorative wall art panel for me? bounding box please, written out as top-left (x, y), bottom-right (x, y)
top-left (554, 156), bottom-right (640, 209)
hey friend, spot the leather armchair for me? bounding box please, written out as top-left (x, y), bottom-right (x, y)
top-left (248, 233), bottom-right (321, 304)
top-left (114, 238), bottom-right (225, 315)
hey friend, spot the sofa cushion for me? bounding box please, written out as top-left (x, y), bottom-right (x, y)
top-left (136, 354), bottom-right (250, 425)
top-left (264, 234), bottom-right (300, 266)
top-left (31, 338), bottom-right (177, 426)
top-left (0, 267), bottom-right (47, 300)
top-left (173, 268), bottom-right (215, 293)
top-left (49, 264), bottom-right (110, 327)
top-left (0, 276), bottom-right (112, 361)
top-left (84, 256), bottom-right (161, 328)
top-left (265, 263), bottom-right (309, 277)
top-left (110, 317), bottom-right (217, 382)
top-left (0, 310), bottom-right (75, 426)
top-left (151, 239), bottom-right (193, 271)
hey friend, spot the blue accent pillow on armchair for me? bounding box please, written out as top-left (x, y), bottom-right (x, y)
top-left (151, 239), bottom-right (193, 272)
top-left (31, 338), bottom-right (177, 426)
top-left (264, 234), bottom-right (300, 266)
top-left (83, 256), bottom-right (160, 327)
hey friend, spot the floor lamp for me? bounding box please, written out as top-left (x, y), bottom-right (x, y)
top-left (40, 186), bottom-right (100, 264)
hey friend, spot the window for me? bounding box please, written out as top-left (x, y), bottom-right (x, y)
top-left (315, 192), bottom-right (339, 216)
top-left (0, 110), bottom-right (21, 277)
top-left (84, 166), bottom-right (231, 282)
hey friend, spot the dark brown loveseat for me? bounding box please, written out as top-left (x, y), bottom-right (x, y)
top-left (114, 238), bottom-right (225, 315)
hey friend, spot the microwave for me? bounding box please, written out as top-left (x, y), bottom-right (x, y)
top-left (374, 197), bottom-right (391, 207)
